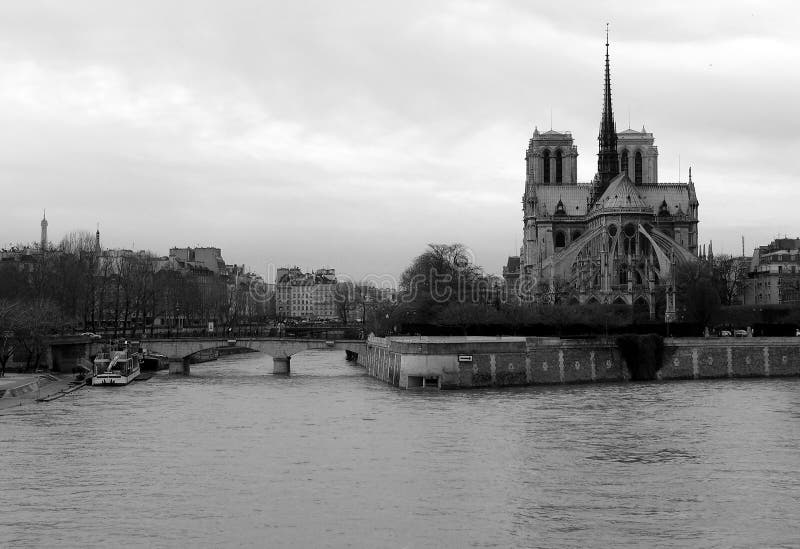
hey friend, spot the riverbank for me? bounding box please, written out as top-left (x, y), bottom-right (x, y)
top-left (0, 374), bottom-right (86, 411)
top-left (360, 335), bottom-right (800, 389)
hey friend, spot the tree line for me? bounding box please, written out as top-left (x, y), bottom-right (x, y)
top-left (371, 243), bottom-right (790, 338)
top-left (0, 231), bottom-right (269, 373)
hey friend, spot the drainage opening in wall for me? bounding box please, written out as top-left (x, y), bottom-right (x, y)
top-left (407, 376), bottom-right (440, 389)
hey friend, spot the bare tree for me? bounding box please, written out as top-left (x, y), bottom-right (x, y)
top-left (399, 243), bottom-right (485, 323)
top-left (711, 254), bottom-right (748, 306)
top-left (676, 261), bottom-right (720, 327)
top-left (0, 300), bottom-right (21, 376)
top-left (16, 298), bottom-right (63, 371)
top-left (334, 282), bottom-right (355, 324)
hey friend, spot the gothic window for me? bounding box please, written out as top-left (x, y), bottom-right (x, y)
top-left (555, 149), bottom-right (563, 183)
top-left (623, 223), bottom-right (637, 255)
top-left (607, 224), bottom-right (618, 249)
top-left (634, 151), bottom-right (643, 184)
top-left (555, 230), bottom-right (566, 248)
top-left (542, 150), bottom-right (551, 184)
top-left (639, 237), bottom-right (650, 256)
top-left (621, 150), bottom-right (629, 175)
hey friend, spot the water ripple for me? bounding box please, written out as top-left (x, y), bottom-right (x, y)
top-left (1, 353), bottom-right (798, 548)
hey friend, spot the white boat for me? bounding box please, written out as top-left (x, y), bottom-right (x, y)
top-left (91, 347), bottom-right (141, 386)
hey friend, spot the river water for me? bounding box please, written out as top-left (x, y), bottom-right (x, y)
top-left (1, 350), bottom-right (799, 548)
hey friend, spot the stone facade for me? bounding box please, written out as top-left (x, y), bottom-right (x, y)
top-left (743, 238), bottom-right (800, 305)
top-left (362, 336), bottom-right (800, 390)
top-left (275, 267), bottom-right (338, 320)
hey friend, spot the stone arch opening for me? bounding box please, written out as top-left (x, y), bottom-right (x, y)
top-left (635, 151), bottom-right (643, 184)
top-left (618, 264), bottom-right (628, 285)
top-left (555, 230), bottom-right (566, 249)
top-left (543, 150), bottom-right (551, 184)
top-left (555, 149), bottom-right (563, 183)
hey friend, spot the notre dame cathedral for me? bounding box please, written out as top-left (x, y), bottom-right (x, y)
top-left (504, 34), bottom-right (699, 320)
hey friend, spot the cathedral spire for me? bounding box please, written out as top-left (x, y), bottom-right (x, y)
top-left (596, 24), bottom-right (619, 199)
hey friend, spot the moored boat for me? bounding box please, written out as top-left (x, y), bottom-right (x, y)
top-left (91, 346), bottom-right (141, 386)
top-left (141, 351), bottom-right (169, 371)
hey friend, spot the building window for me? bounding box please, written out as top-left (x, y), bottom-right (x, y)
top-left (634, 151), bottom-right (643, 184)
top-left (542, 150), bottom-right (550, 184)
top-left (555, 150), bottom-right (563, 183)
top-left (621, 150), bottom-right (628, 174)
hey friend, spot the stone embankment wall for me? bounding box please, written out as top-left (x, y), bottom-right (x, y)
top-left (360, 336), bottom-right (800, 389)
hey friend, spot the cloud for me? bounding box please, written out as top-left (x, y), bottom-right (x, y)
top-left (0, 1), bottom-right (798, 279)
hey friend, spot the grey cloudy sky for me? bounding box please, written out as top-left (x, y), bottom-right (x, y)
top-left (1, 1), bottom-right (798, 282)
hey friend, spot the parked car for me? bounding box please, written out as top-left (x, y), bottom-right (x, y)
top-left (79, 332), bottom-right (102, 339)
top-left (720, 330), bottom-right (732, 337)
top-left (734, 329), bottom-right (748, 337)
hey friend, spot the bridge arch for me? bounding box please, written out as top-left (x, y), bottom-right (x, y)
top-left (141, 337), bottom-right (366, 375)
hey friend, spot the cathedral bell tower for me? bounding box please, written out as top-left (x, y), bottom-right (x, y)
top-left (595, 26), bottom-right (619, 200)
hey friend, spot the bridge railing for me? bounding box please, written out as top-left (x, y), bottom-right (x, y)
top-left (70, 326), bottom-right (368, 342)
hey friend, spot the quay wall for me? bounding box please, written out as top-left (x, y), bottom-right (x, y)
top-left (360, 336), bottom-right (800, 389)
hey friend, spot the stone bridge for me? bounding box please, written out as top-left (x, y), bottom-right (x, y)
top-left (133, 337), bottom-right (367, 374)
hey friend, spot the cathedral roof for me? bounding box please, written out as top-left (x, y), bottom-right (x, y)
top-left (535, 185), bottom-right (591, 217)
top-left (594, 173), bottom-right (650, 211)
top-left (617, 127), bottom-right (650, 136)
top-left (533, 180), bottom-right (695, 219)
top-left (636, 184), bottom-right (693, 216)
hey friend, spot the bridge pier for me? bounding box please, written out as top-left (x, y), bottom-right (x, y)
top-left (170, 361), bottom-right (190, 375)
top-left (273, 356), bottom-right (291, 375)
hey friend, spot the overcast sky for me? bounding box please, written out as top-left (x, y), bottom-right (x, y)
top-left (1, 1), bottom-right (798, 283)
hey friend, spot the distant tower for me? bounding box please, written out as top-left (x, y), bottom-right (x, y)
top-left (40, 210), bottom-right (48, 251)
top-left (596, 25), bottom-right (619, 200)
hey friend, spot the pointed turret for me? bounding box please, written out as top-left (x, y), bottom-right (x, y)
top-left (40, 209), bottom-right (48, 251)
top-left (596, 25), bottom-right (619, 200)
